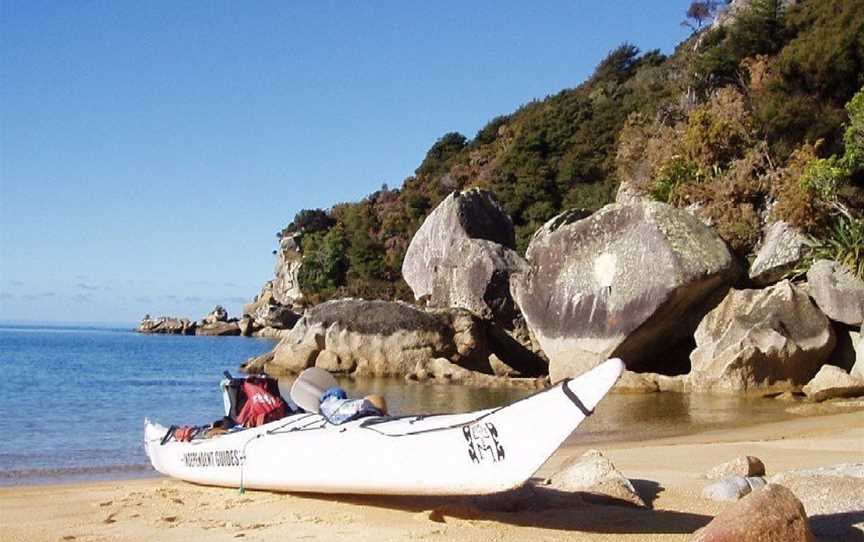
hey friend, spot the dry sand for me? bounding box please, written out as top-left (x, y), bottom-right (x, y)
top-left (2, 409), bottom-right (862, 542)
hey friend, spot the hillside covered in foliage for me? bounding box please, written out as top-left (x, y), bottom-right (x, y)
top-left (279, 0), bottom-right (864, 304)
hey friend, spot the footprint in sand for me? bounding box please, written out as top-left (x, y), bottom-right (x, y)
top-left (103, 512), bottom-right (118, 524)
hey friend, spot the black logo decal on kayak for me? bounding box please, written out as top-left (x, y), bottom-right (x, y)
top-left (181, 449), bottom-right (243, 468)
top-left (463, 422), bottom-right (505, 464)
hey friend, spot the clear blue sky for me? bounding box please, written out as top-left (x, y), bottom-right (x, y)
top-left (0, 1), bottom-right (692, 324)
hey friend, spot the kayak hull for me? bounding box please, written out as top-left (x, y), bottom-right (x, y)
top-left (144, 358), bottom-right (623, 495)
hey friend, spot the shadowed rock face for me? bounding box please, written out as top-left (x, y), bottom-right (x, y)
top-left (402, 188), bottom-right (526, 323)
top-left (689, 281), bottom-right (836, 393)
top-left (513, 201), bottom-right (737, 382)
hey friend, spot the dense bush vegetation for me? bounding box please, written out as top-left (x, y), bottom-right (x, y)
top-left (280, 0), bottom-right (864, 300)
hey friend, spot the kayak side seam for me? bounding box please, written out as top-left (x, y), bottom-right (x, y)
top-left (561, 379), bottom-right (593, 416)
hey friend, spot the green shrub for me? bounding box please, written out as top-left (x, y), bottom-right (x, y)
top-left (809, 211), bottom-right (864, 278)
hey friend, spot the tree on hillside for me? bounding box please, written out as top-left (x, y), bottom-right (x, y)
top-left (681, 0), bottom-right (725, 32)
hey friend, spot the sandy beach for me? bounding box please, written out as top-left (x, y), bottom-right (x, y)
top-left (3, 408), bottom-right (861, 542)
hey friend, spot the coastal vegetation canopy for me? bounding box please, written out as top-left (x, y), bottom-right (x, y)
top-left (281, 0), bottom-right (864, 302)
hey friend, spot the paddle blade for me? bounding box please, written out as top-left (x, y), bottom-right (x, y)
top-left (290, 367), bottom-right (338, 413)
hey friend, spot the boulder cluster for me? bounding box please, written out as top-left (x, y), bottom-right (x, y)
top-left (142, 187), bottom-right (864, 399)
top-left (138, 305), bottom-right (243, 337)
top-left (250, 187), bottom-right (861, 399)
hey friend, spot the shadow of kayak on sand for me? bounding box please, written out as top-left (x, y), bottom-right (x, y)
top-left (288, 485), bottom-right (712, 535)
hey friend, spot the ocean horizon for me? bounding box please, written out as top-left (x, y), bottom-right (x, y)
top-left (0, 323), bottom-right (277, 486)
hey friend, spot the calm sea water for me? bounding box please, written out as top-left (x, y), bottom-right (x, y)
top-left (0, 324), bottom-right (801, 486)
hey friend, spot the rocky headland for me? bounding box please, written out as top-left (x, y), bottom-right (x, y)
top-left (226, 187), bottom-right (863, 403)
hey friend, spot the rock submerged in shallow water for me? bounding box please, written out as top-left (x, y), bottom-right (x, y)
top-left (512, 200), bottom-right (737, 382)
top-left (402, 188), bottom-right (527, 323)
top-left (689, 281), bottom-right (836, 393)
top-left (691, 484), bottom-right (814, 542)
top-left (545, 449), bottom-right (646, 507)
top-left (802, 365), bottom-right (864, 402)
top-left (806, 259), bottom-right (864, 326)
top-left (706, 456), bottom-right (766, 480)
top-left (748, 221), bottom-right (808, 286)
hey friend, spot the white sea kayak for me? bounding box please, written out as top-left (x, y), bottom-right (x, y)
top-left (144, 358), bottom-right (624, 496)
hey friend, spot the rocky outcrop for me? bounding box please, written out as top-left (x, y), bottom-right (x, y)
top-left (242, 287), bottom-right (300, 332)
top-left (203, 305), bottom-right (228, 325)
top-left (769, 464), bottom-right (864, 538)
top-left (806, 259), bottom-right (864, 326)
top-left (691, 484), bottom-right (814, 542)
top-left (195, 306), bottom-right (241, 336)
top-left (802, 365), bottom-right (864, 402)
top-left (512, 201), bottom-right (737, 382)
top-left (258, 299), bottom-right (488, 377)
top-left (402, 188), bottom-right (526, 323)
top-left (748, 221), bottom-right (808, 285)
top-left (195, 320), bottom-right (241, 336)
top-left (138, 315), bottom-right (196, 335)
top-left (544, 449), bottom-right (645, 507)
top-left (271, 233), bottom-right (304, 306)
top-left (689, 281), bottom-right (836, 393)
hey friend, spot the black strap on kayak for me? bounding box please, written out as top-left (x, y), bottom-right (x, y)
top-left (561, 380), bottom-right (593, 416)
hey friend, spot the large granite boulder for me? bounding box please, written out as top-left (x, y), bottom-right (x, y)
top-left (806, 259), bottom-right (864, 326)
top-left (402, 188), bottom-right (527, 323)
top-left (263, 299), bottom-right (487, 377)
top-left (512, 201), bottom-right (737, 382)
top-left (691, 484), bottom-right (814, 542)
top-left (802, 364), bottom-right (864, 402)
top-left (748, 221), bottom-right (808, 285)
top-left (138, 315), bottom-right (196, 335)
top-left (689, 281), bottom-right (836, 393)
top-left (769, 464), bottom-right (864, 537)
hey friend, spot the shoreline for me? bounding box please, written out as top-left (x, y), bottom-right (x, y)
top-left (4, 396), bottom-right (859, 490)
top-left (3, 409), bottom-right (861, 541)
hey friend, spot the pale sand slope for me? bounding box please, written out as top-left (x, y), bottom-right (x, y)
top-left (2, 410), bottom-right (861, 542)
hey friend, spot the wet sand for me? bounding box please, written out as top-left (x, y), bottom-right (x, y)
top-left (2, 409), bottom-right (862, 542)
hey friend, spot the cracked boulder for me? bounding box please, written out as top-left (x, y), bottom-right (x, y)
top-left (689, 281), bottom-right (836, 393)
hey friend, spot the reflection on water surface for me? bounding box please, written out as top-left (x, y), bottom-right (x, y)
top-left (280, 376), bottom-right (803, 445)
